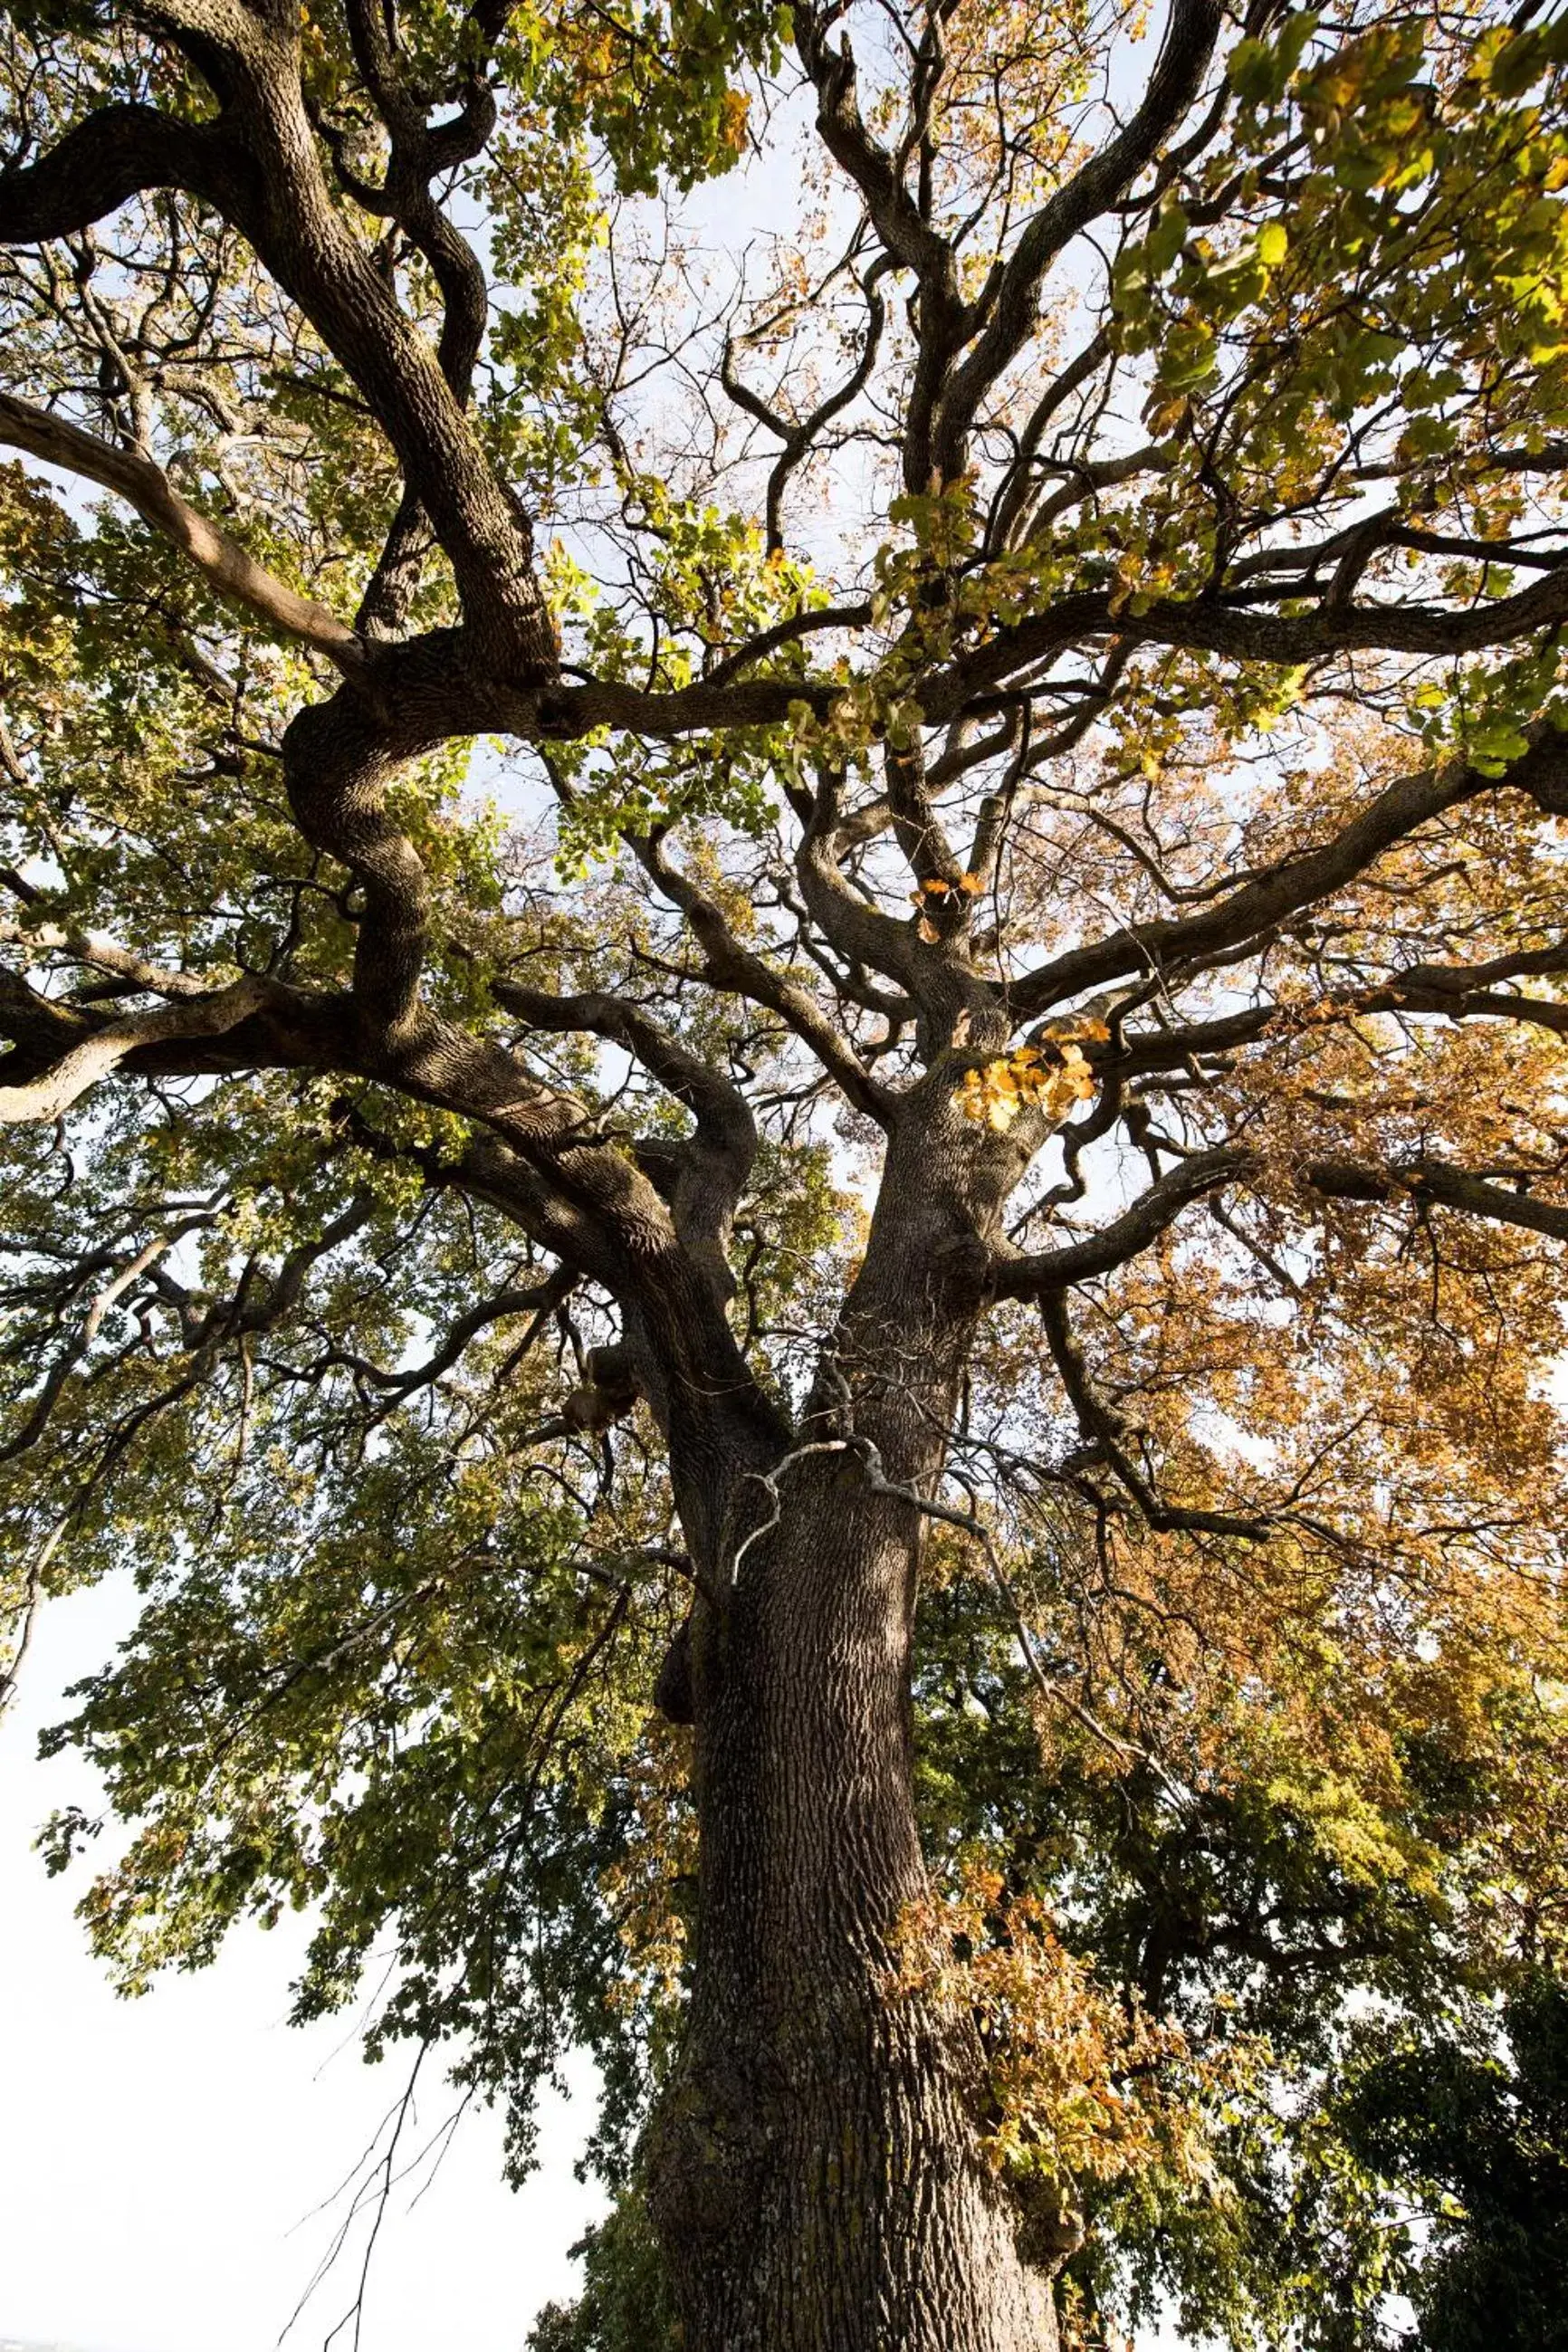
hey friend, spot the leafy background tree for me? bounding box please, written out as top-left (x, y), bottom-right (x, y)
top-left (2, 0), bottom-right (1568, 2344)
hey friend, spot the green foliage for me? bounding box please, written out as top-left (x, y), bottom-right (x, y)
top-left (1339, 1975), bottom-right (1568, 2352)
top-left (486, 0), bottom-right (786, 199)
top-left (527, 2189), bottom-right (680, 2352)
top-left (20, 1151), bottom-right (691, 2180)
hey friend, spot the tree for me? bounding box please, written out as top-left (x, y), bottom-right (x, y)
top-left (1340, 1971), bottom-right (1568, 2352)
top-left (3, 0), bottom-right (1568, 2344)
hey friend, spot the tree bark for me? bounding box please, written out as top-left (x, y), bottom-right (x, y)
top-left (646, 1117), bottom-right (1056, 2350)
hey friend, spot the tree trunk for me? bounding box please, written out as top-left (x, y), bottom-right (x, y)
top-left (646, 1125), bottom-right (1056, 2350)
top-left (646, 1464), bottom-right (1055, 2348)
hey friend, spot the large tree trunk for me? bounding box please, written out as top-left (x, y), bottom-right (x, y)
top-left (646, 1123), bottom-right (1056, 2350)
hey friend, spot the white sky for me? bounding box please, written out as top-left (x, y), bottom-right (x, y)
top-left (0, 1577), bottom-right (605, 2352)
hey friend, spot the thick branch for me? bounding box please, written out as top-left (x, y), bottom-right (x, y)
top-left (791, 5), bottom-right (965, 491)
top-left (493, 981), bottom-right (755, 1171)
top-left (0, 101), bottom-right (250, 243)
top-left (0, 46), bottom-right (551, 672)
top-left (927, 565), bottom-right (1568, 724)
top-left (0, 974), bottom-right (270, 1123)
top-left (503, 564), bottom-right (1568, 746)
top-left (492, 978), bottom-right (758, 1289)
top-left (1304, 1155), bottom-right (1568, 1242)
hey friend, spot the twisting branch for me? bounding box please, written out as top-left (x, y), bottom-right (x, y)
top-left (492, 980), bottom-right (755, 1179)
top-left (790, 3), bottom-right (967, 492)
top-left (990, 1149), bottom-right (1248, 1298)
top-left (932, 0), bottom-right (1226, 479)
top-left (492, 978), bottom-right (757, 1285)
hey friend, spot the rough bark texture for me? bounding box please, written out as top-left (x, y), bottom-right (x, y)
top-left (647, 1474), bottom-right (1056, 2351)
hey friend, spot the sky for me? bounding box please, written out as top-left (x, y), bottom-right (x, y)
top-left (0, 1577), bottom-right (605, 2352)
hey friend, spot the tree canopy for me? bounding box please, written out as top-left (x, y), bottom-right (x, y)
top-left (2, 0), bottom-right (1567, 2343)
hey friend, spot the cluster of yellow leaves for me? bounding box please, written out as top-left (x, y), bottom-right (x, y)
top-left (891, 1860), bottom-right (1239, 2194)
top-left (956, 1025), bottom-right (1104, 1132)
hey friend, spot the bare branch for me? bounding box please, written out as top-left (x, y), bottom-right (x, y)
top-left (991, 1148), bottom-right (1247, 1298)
